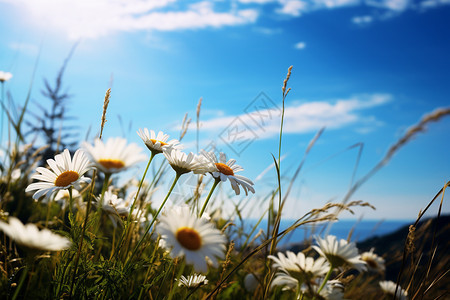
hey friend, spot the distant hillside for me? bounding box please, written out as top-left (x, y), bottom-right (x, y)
top-left (357, 214), bottom-right (450, 298)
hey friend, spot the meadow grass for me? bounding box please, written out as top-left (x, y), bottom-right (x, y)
top-left (0, 65), bottom-right (449, 300)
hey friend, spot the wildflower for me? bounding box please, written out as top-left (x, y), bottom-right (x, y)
top-left (361, 248), bottom-right (385, 273)
top-left (269, 251), bottom-right (329, 285)
top-left (163, 147), bottom-right (212, 175)
top-left (137, 128), bottom-right (181, 154)
top-left (312, 235), bottom-right (367, 272)
top-left (0, 71), bottom-right (13, 82)
top-left (95, 188), bottom-right (130, 227)
top-left (25, 149), bottom-right (91, 200)
top-left (177, 274), bottom-right (208, 288)
top-left (0, 217), bottom-right (71, 251)
top-left (156, 206), bottom-right (226, 273)
top-left (302, 279), bottom-right (347, 300)
top-left (379, 281), bottom-right (408, 300)
top-left (201, 151), bottom-right (255, 195)
top-left (11, 169), bottom-right (21, 181)
top-left (271, 272), bottom-right (298, 291)
top-left (82, 137), bottom-right (146, 174)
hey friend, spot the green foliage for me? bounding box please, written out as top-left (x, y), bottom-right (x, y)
top-left (0, 65), bottom-right (448, 300)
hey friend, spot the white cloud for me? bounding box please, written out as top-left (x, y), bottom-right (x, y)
top-left (294, 41), bottom-right (306, 49)
top-left (4, 0), bottom-right (258, 40)
top-left (366, 0), bottom-right (410, 11)
top-left (352, 15), bottom-right (374, 24)
top-left (419, 0), bottom-right (450, 10)
top-left (276, 0), bottom-right (359, 16)
top-left (276, 0), bottom-right (308, 16)
top-left (238, 0), bottom-right (275, 3)
top-left (253, 27), bottom-right (283, 35)
top-left (193, 94), bottom-right (392, 143)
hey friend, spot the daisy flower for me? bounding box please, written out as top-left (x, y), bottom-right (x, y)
top-left (177, 274), bottom-right (208, 288)
top-left (201, 151), bottom-right (255, 196)
top-left (312, 235), bottom-right (367, 272)
top-left (0, 71), bottom-right (13, 82)
top-left (271, 272), bottom-right (299, 291)
top-left (25, 149), bottom-right (91, 200)
top-left (156, 206), bottom-right (227, 273)
top-left (379, 281), bottom-right (408, 300)
top-left (82, 137), bottom-right (146, 174)
top-left (163, 147), bottom-right (213, 176)
top-left (269, 251), bottom-right (329, 285)
top-left (137, 128), bottom-right (181, 154)
top-left (361, 248), bottom-right (385, 273)
top-left (302, 279), bottom-right (347, 300)
top-left (95, 188), bottom-right (130, 227)
top-left (0, 217), bottom-right (71, 252)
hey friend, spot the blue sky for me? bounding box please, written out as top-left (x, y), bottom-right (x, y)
top-left (1, 0), bottom-right (449, 220)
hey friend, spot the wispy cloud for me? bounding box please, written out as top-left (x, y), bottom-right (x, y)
top-left (5, 0), bottom-right (258, 40)
top-left (366, 0), bottom-right (411, 11)
top-left (294, 41), bottom-right (306, 49)
top-left (5, 0), bottom-right (447, 40)
top-left (193, 94), bottom-right (392, 143)
top-left (352, 15), bottom-right (374, 25)
top-left (418, 0), bottom-right (450, 10)
top-left (352, 0), bottom-right (450, 26)
top-left (253, 27), bottom-right (283, 35)
top-left (8, 42), bottom-right (40, 56)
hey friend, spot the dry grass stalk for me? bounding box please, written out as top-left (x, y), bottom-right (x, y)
top-left (406, 225), bottom-right (416, 254)
top-left (179, 113), bottom-right (191, 141)
top-left (282, 65), bottom-right (293, 97)
top-left (100, 88), bottom-right (111, 139)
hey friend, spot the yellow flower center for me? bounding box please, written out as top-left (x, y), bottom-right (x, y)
top-left (176, 227), bottom-right (202, 251)
top-left (98, 159), bottom-right (125, 170)
top-left (54, 171), bottom-right (79, 187)
top-left (215, 163), bottom-right (234, 176)
top-left (150, 139), bottom-right (168, 146)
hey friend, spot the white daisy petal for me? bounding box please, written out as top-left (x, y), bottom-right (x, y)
top-left (156, 206), bottom-right (226, 273)
top-left (82, 137), bottom-right (146, 174)
top-left (26, 149), bottom-right (92, 200)
top-left (313, 235), bottom-right (367, 272)
top-left (137, 128), bottom-right (182, 154)
top-left (0, 217), bottom-right (71, 252)
top-left (379, 281), bottom-right (408, 300)
top-left (200, 150), bottom-right (255, 196)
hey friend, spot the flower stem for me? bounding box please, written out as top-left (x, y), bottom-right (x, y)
top-left (125, 173), bottom-right (181, 266)
top-left (199, 178), bottom-right (220, 218)
top-left (0, 82), bottom-right (5, 144)
top-left (68, 186), bottom-right (73, 218)
top-left (315, 264), bottom-right (334, 298)
top-left (12, 265), bottom-right (28, 300)
top-left (69, 168), bottom-right (97, 296)
top-left (127, 152), bottom-right (155, 224)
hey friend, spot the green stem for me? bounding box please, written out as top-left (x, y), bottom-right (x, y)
top-left (69, 168), bottom-right (97, 296)
top-left (125, 173), bottom-right (181, 267)
top-left (199, 178), bottom-right (220, 218)
top-left (68, 187), bottom-right (73, 218)
top-left (315, 264), bottom-right (334, 298)
top-left (127, 152), bottom-right (155, 224)
top-left (0, 82), bottom-right (4, 144)
top-left (101, 173), bottom-right (111, 197)
top-left (12, 265), bottom-right (28, 300)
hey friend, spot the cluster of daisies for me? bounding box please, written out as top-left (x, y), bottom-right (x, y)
top-left (0, 129), bottom-right (254, 277)
top-left (260, 235), bottom-right (408, 299)
top-left (0, 126), bottom-right (411, 298)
